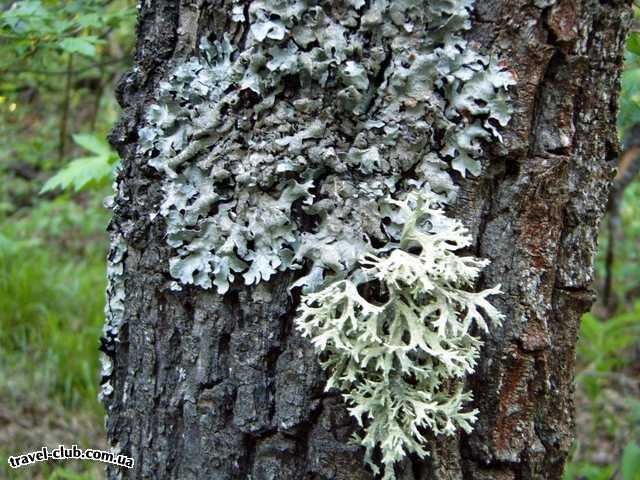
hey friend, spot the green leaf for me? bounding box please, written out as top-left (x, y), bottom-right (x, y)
top-left (622, 442), bottom-right (640, 480)
top-left (628, 33), bottom-right (640, 56)
top-left (619, 67), bottom-right (640, 135)
top-left (58, 37), bottom-right (97, 57)
top-left (40, 155), bottom-right (114, 193)
top-left (40, 134), bottom-right (118, 193)
top-left (75, 13), bottom-right (106, 29)
top-left (563, 462), bottom-right (615, 480)
top-left (72, 133), bottom-right (111, 156)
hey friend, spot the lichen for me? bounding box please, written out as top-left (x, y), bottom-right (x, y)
top-left (99, 230), bottom-right (127, 403)
top-left (296, 192), bottom-right (504, 479)
top-left (134, 0), bottom-right (514, 477)
top-left (139, 0), bottom-right (513, 295)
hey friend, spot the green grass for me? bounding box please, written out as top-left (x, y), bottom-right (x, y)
top-left (0, 197), bottom-right (108, 411)
top-left (0, 195), bottom-right (109, 479)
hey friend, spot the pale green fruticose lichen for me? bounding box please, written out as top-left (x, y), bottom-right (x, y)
top-left (297, 192), bottom-right (504, 478)
top-left (132, 0), bottom-right (514, 477)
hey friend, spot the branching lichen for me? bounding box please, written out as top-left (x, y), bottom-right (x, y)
top-left (296, 192), bottom-right (504, 478)
top-left (125, 0), bottom-right (515, 477)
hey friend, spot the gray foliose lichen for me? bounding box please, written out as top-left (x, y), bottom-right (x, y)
top-left (138, 0), bottom-right (514, 296)
top-left (100, 172), bottom-right (131, 406)
top-left (99, 230), bottom-right (127, 403)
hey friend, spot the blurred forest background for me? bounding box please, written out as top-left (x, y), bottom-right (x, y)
top-left (0, 1), bottom-right (638, 479)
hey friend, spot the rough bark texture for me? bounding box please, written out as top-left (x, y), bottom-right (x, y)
top-left (105, 1), bottom-right (631, 479)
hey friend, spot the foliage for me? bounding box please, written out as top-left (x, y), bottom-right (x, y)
top-left (623, 442), bottom-right (640, 480)
top-left (565, 306), bottom-right (640, 480)
top-left (620, 8), bottom-right (640, 136)
top-left (0, 0), bottom-right (135, 212)
top-left (577, 308), bottom-right (640, 401)
top-left (0, 1), bottom-right (135, 479)
top-left (564, 462), bottom-right (617, 480)
top-left (0, 197), bottom-right (109, 479)
top-left (296, 192), bottom-right (503, 479)
top-left (595, 181), bottom-right (640, 308)
top-left (0, 0), bottom-right (128, 59)
top-left (40, 134), bottom-right (119, 193)
top-left (565, 443), bottom-right (640, 480)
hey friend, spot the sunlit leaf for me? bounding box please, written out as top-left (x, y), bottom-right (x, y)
top-left (40, 134), bottom-right (118, 193)
top-left (72, 133), bottom-right (111, 156)
top-left (58, 37), bottom-right (97, 57)
top-left (40, 155), bottom-right (114, 193)
top-left (628, 33), bottom-right (640, 56)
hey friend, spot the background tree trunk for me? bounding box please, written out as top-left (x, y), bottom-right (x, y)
top-left (103, 1), bottom-right (631, 479)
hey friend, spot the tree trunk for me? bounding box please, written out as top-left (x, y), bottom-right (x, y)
top-left (103, 1), bottom-right (631, 479)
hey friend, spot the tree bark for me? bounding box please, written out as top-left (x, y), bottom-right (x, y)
top-left (103, 1), bottom-right (631, 479)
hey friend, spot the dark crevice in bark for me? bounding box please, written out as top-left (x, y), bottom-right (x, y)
top-left (241, 433), bottom-right (258, 477)
top-left (530, 48), bottom-right (568, 156)
top-left (363, 46), bottom-right (393, 115)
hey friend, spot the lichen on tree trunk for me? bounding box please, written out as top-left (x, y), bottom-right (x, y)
top-left (102, 1), bottom-right (631, 479)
